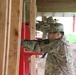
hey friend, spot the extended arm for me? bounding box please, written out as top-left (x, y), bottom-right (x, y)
top-left (21, 39), bottom-right (50, 52)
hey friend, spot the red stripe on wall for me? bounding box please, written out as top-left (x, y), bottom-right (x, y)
top-left (73, 15), bottom-right (75, 32)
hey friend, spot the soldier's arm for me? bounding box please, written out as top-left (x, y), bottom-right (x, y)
top-left (21, 39), bottom-right (50, 52)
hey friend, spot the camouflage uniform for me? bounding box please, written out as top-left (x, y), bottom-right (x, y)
top-left (21, 23), bottom-right (73, 75)
top-left (36, 16), bottom-right (55, 39)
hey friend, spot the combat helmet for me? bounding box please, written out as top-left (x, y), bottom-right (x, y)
top-left (45, 23), bottom-right (64, 33)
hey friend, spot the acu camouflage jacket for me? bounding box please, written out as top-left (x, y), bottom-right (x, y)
top-left (21, 38), bottom-right (76, 75)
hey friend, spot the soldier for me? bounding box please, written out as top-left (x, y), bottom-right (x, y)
top-left (21, 23), bottom-right (73, 75)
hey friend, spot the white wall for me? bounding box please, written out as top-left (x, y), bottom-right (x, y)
top-left (53, 17), bottom-right (74, 35)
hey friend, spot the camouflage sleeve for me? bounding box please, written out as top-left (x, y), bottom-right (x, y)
top-left (21, 39), bottom-right (50, 52)
top-left (21, 40), bottom-right (40, 52)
